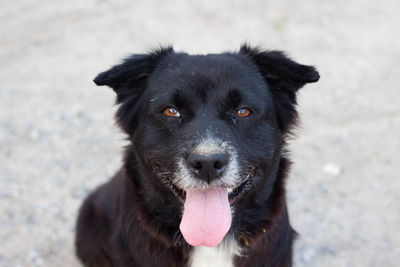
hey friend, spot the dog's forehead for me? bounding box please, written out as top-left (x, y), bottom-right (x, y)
top-left (169, 54), bottom-right (247, 77)
top-left (149, 53), bottom-right (266, 98)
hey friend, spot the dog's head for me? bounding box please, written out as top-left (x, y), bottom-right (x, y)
top-left (94, 45), bottom-right (319, 247)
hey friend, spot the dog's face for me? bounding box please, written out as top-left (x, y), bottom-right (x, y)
top-left (136, 53), bottom-right (280, 195)
top-left (94, 45), bottom-right (319, 246)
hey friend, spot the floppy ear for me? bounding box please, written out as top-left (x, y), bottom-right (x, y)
top-left (94, 47), bottom-right (174, 134)
top-left (94, 47), bottom-right (174, 103)
top-left (239, 44), bottom-right (320, 133)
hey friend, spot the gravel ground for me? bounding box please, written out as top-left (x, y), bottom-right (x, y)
top-left (1, 0), bottom-right (399, 266)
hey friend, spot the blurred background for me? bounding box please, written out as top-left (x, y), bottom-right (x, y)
top-left (1, 0), bottom-right (399, 266)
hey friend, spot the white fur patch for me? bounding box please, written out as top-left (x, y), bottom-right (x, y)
top-left (193, 139), bottom-right (224, 156)
top-left (190, 239), bottom-right (241, 267)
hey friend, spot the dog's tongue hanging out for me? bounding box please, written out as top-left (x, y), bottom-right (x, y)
top-left (179, 188), bottom-right (231, 247)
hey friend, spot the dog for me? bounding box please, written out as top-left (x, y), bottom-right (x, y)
top-left (75, 44), bottom-right (319, 267)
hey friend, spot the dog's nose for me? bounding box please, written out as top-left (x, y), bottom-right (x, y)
top-left (187, 152), bottom-right (228, 184)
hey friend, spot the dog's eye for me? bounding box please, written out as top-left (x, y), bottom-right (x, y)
top-left (163, 107), bottom-right (181, 118)
top-left (236, 108), bottom-right (251, 118)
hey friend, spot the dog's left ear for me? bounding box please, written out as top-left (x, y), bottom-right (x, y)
top-left (94, 47), bottom-right (174, 103)
top-left (94, 47), bottom-right (174, 134)
top-left (240, 44), bottom-right (320, 133)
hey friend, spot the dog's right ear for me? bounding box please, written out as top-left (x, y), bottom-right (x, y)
top-left (239, 44), bottom-right (319, 134)
top-left (94, 47), bottom-right (174, 103)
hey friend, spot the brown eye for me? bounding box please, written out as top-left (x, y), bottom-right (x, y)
top-left (163, 107), bottom-right (181, 118)
top-left (236, 108), bottom-right (251, 118)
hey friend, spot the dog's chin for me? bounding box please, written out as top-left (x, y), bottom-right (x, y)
top-left (166, 171), bottom-right (256, 205)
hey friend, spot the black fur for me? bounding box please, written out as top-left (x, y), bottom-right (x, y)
top-left (75, 44), bottom-right (319, 267)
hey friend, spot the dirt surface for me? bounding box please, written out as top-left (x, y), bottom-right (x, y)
top-left (1, 0), bottom-right (399, 266)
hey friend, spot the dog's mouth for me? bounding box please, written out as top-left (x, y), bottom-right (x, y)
top-left (167, 170), bottom-right (256, 205)
top-left (169, 169), bottom-right (256, 247)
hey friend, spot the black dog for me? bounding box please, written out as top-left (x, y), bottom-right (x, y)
top-left (75, 44), bottom-right (319, 267)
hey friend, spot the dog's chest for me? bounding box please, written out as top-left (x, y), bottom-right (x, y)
top-left (189, 240), bottom-right (240, 267)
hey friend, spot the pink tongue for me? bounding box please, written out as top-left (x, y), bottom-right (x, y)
top-left (179, 188), bottom-right (231, 247)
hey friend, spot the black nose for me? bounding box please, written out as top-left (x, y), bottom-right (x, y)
top-left (187, 152), bottom-right (228, 184)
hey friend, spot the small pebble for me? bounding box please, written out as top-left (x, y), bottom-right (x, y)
top-left (323, 163), bottom-right (342, 176)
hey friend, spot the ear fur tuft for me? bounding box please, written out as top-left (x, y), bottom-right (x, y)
top-left (239, 44), bottom-right (320, 133)
top-left (94, 46), bottom-right (174, 103)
